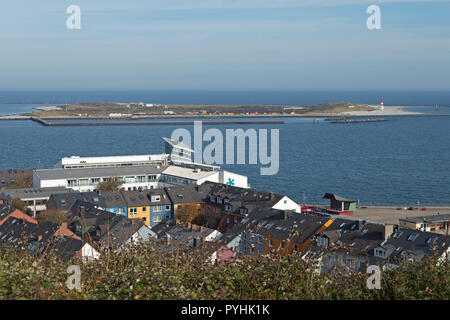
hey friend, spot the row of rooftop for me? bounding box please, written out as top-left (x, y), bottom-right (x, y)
top-left (0, 180), bottom-right (448, 273)
top-left (0, 137), bottom-right (448, 272)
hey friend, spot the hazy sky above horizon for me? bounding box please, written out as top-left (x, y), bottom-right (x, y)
top-left (1, 0), bottom-right (449, 91)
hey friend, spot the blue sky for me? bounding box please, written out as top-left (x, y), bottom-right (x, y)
top-left (0, 0), bottom-right (449, 90)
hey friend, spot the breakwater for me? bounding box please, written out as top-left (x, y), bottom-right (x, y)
top-left (329, 118), bottom-right (388, 124)
top-left (29, 117), bottom-right (284, 126)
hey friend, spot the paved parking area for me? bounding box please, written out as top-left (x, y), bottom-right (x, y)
top-left (353, 206), bottom-right (450, 225)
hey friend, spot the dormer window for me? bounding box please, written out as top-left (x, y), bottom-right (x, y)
top-left (239, 207), bottom-right (248, 215)
top-left (317, 237), bottom-right (329, 247)
top-left (407, 233), bottom-right (419, 241)
top-left (224, 204), bottom-right (232, 212)
top-left (151, 195), bottom-right (161, 202)
top-left (374, 248), bottom-right (386, 258)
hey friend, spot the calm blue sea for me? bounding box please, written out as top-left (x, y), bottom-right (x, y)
top-left (0, 91), bottom-right (449, 206)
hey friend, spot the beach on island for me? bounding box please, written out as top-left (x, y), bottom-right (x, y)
top-left (342, 105), bottom-right (423, 116)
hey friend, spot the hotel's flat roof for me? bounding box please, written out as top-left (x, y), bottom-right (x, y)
top-left (162, 166), bottom-right (217, 181)
top-left (34, 165), bottom-right (167, 180)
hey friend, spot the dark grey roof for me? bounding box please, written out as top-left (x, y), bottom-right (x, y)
top-left (49, 192), bottom-right (106, 211)
top-left (233, 207), bottom-right (331, 244)
top-left (323, 193), bottom-right (356, 203)
top-left (203, 182), bottom-right (283, 205)
top-left (399, 214), bottom-right (450, 224)
top-left (164, 185), bottom-right (209, 204)
top-left (120, 189), bottom-right (171, 207)
top-left (101, 190), bottom-right (127, 208)
top-left (0, 218), bottom-right (59, 254)
top-left (0, 217), bottom-right (37, 247)
top-left (34, 165), bottom-right (166, 180)
top-left (336, 222), bottom-right (386, 251)
top-left (322, 230), bottom-right (341, 243)
top-left (98, 219), bottom-right (145, 249)
top-left (380, 228), bottom-right (447, 263)
top-left (152, 220), bottom-right (217, 242)
top-left (0, 187), bottom-right (69, 200)
top-left (67, 200), bottom-right (127, 240)
top-left (47, 236), bottom-right (84, 261)
top-left (0, 203), bottom-right (14, 222)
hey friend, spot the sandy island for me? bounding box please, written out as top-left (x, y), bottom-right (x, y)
top-left (342, 105), bottom-right (423, 116)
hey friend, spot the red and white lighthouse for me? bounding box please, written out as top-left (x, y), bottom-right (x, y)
top-left (380, 99), bottom-right (384, 110)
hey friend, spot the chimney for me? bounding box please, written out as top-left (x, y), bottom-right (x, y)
top-left (192, 224), bottom-right (197, 231)
top-left (175, 219), bottom-right (181, 225)
top-left (384, 224), bottom-right (394, 240)
top-left (284, 210), bottom-right (292, 220)
top-left (357, 220), bottom-right (366, 230)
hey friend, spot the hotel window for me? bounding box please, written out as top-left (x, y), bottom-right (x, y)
top-left (268, 239), bottom-right (273, 247)
top-left (165, 205), bottom-right (171, 210)
top-left (153, 215), bottom-right (162, 223)
top-left (124, 176), bottom-right (135, 183)
top-left (129, 208), bottom-right (138, 216)
top-left (153, 205), bottom-right (162, 212)
top-left (118, 208), bottom-right (125, 214)
top-left (79, 179), bottom-right (89, 186)
top-left (143, 207), bottom-right (147, 212)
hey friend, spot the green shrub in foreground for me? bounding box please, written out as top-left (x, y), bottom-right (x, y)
top-left (0, 244), bottom-right (448, 300)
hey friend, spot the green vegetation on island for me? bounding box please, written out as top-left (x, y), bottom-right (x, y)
top-left (27, 102), bottom-right (374, 119)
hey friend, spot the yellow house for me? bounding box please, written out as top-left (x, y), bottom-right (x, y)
top-left (128, 205), bottom-right (150, 226)
top-left (120, 190), bottom-right (151, 226)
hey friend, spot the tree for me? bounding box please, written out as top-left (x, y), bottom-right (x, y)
top-left (37, 208), bottom-right (67, 225)
top-left (96, 178), bottom-right (124, 191)
top-left (10, 175), bottom-right (33, 189)
top-left (10, 198), bottom-right (31, 214)
top-left (176, 203), bottom-right (205, 225)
